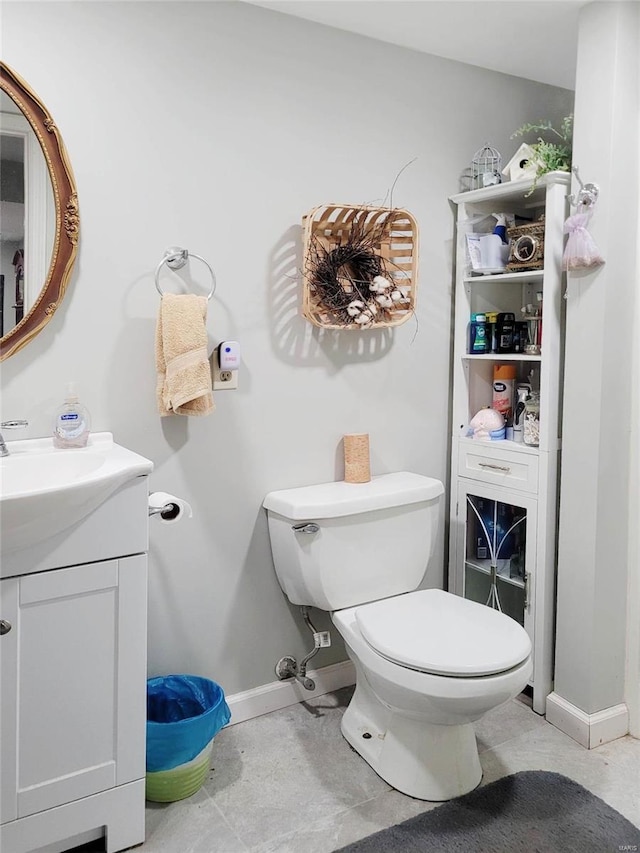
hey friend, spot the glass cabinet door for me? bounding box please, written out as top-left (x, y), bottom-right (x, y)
top-left (456, 482), bottom-right (537, 636)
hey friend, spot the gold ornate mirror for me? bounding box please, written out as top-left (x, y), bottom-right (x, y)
top-left (0, 62), bottom-right (79, 360)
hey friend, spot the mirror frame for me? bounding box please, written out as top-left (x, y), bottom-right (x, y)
top-left (0, 62), bottom-right (79, 361)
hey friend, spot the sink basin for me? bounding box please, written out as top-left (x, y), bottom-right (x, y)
top-left (0, 432), bottom-right (153, 553)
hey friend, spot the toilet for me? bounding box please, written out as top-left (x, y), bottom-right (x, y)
top-left (263, 471), bottom-right (532, 802)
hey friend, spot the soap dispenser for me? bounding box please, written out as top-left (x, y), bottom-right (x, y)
top-left (53, 382), bottom-right (91, 448)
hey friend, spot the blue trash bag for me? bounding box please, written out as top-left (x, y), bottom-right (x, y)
top-left (146, 675), bottom-right (231, 772)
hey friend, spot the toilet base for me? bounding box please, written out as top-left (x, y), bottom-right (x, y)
top-left (341, 676), bottom-right (482, 801)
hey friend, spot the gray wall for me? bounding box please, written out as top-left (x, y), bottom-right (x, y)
top-left (0, 1), bottom-right (573, 697)
top-left (554, 1), bottom-right (640, 718)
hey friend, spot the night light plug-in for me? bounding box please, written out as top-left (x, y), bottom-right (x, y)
top-left (218, 341), bottom-right (241, 371)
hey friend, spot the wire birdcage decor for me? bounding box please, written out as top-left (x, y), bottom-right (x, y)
top-left (471, 144), bottom-right (502, 190)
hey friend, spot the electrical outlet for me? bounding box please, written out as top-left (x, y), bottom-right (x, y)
top-left (314, 631), bottom-right (332, 649)
top-left (213, 354), bottom-right (238, 390)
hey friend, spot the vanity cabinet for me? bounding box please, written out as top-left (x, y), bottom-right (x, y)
top-left (0, 474), bottom-right (150, 853)
top-left (448, 172), bottom-right (569, 715)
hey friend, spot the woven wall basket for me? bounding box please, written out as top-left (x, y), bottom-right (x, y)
top-left (301, 204), bottom-right (419, 330)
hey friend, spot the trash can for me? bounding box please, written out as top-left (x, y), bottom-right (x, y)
top-left (145, 674), bottom-right (231, 802)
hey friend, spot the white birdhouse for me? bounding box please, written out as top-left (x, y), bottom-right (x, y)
top-left (502, 143), bottom-right (539, 182)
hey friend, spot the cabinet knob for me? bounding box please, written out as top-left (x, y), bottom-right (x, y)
top-left (0, 619), bottom-right (12, 635)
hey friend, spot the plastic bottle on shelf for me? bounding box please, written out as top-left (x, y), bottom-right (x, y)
top-left (486, 312), bottom-right (499, 353)
top-left (497, 312), bottom-right (516, 353)
top-left (469, 312), bottom-right (489, 353)
top-left (513, 385), bottom-right (531, 443)
top-left (492, 365), bottom-right (516, 435)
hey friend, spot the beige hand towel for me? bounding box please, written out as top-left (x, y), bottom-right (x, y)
top-left (155, 293), bottom-right (214, 416)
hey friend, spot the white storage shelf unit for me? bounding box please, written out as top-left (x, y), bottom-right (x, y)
top-left (448, 172), bottom-right (569, 715)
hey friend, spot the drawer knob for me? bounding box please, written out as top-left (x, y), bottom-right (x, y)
top-left (478, 462), bottom-right (511, 473)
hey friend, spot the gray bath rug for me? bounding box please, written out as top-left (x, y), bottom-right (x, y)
top-left (334, 770), bottom-right (640, 852)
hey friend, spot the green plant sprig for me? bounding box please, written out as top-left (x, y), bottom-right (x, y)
top-left (510, 114), bottom-right (573, 194)
top-left (512, 114), bottom-right (573, 144)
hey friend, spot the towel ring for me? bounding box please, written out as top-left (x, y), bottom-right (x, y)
top-left (154, 246), bottom-right (217, 300)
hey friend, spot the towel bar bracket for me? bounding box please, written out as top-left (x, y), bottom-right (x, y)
top-left (155, 246), bottom-right (217, 300)
top-left (164, 246), bottom-right (189, 271)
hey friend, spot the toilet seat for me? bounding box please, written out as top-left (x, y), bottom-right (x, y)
top-left (354, 589), bottom-right (531, 677)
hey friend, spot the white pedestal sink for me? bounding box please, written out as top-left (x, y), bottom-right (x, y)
top-left (0, 431), bottom-right (153, 557)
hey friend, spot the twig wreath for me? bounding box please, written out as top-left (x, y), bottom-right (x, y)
top-left (302, 204), bottom-right (419, 330)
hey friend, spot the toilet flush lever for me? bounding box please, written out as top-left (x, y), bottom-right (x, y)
top-left (292, 522), bottom-right (320, 534)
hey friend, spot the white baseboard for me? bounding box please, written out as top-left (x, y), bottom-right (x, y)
top-left (546, 692), bottom-right (629, 748)
top-left (225, 660), bottom-right (356, 727)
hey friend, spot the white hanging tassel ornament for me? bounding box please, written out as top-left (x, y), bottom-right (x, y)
top-left (562, 211), bottom-right (605, 271)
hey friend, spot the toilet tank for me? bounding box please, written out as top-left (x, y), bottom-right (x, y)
top-left (263, 472), bottom-right (444, 611)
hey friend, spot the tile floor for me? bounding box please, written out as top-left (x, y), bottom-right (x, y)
top-left (80, 686), bottom-right (639, 853)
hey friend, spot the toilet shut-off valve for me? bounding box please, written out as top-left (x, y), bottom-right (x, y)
top-left (275, 606), bottom-right (331, 691)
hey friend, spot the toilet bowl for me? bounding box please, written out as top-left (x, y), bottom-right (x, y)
top-left (332, 589), bottom-right (531, 800)
top-left (263, 472), bottom-right (533, 801)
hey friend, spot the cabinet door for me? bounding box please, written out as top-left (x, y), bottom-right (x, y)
top-left (0, 555), bottom-right (147, 823)
top-left (455, 480), bottom-right (537, 642)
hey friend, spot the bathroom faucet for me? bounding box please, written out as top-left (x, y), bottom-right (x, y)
top-left (0, 420), bottom-right (29, 456)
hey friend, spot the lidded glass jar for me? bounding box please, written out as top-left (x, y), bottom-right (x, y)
top-left (523, 392), bottom-right (540, 447)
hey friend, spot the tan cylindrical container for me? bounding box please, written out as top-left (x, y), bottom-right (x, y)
top-left (343, 433), bottom-right (371, 484)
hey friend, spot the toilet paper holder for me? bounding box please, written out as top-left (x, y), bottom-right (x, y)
top-left (148, 501), bottom-right (181, 520)
top-left (148, 491), bottom-right (193, 524)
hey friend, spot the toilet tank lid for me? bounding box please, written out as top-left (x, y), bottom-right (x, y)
top-left (263, 472), bottom-right (443, 520)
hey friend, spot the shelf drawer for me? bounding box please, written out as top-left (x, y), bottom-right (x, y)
top-left (458, 443), bottom-right (539, 493)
